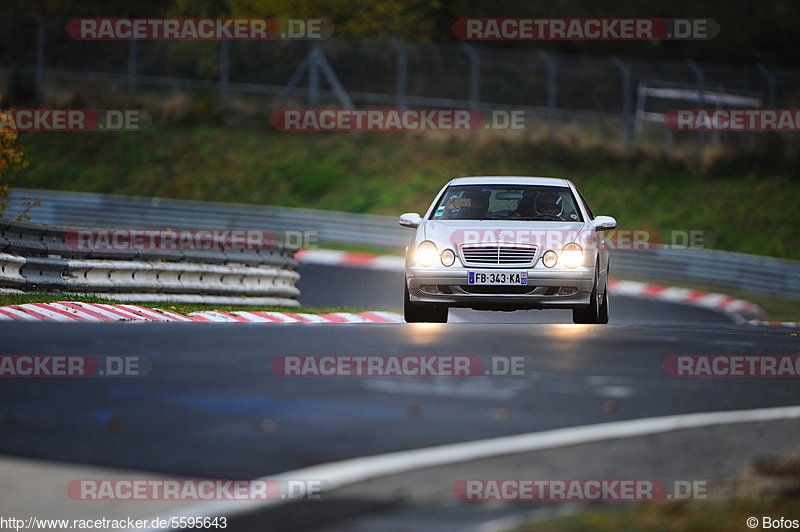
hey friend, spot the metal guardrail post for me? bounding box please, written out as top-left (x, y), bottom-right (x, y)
top-left (538, 50), bottom-right (558, 136)
top-left (686, 60), bottom-right (706, 155)
top-left (758, 63), bottom-right (776, 108)
top-left (459, 43), bottom-right (480, 112)
top-left (219, 39), bottom-right (230, 106)
top-left (390, 39), bottom-right (408, 110)
top-left (314, 46), bottom-right (355, 108)
top-left (128, 39), bottom-right (137, 98)
top-left (611, 56), bottom-right (633, 154)
top-left (309, 44), bottom-right (321, 107)
top-left (634, 80), bottom-right (647, 136)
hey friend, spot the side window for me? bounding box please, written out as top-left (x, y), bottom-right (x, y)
top-left (578, 191), bottom-right (595, 220)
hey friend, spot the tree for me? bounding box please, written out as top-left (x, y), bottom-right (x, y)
top-left (0, 97), bottom-right (31, 218)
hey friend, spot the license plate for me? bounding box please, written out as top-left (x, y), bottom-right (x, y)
top-left (468, 271), bottom-right (527, 285)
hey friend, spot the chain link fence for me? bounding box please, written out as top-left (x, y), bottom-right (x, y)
top-left (2, 14), bottom-right (799, 153)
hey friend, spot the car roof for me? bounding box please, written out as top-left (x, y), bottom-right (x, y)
top-left (445, 176), bottom-right (573, 187)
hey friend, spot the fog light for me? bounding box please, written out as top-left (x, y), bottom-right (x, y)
top-left (441, 249), bottom-right (456, 266)
top-left (558, 286), bottom-right (578, 295)
top-left (542, 250), bottom-right (558, 268)
top-left (560, 243), bottom-right (583, 269)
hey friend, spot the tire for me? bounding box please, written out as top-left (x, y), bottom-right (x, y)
top-left (597, 277), bottom-right (609, 324)
top-left (572, 268), bottom-right (608, 324)
top-left (404, 284), bottom-right (448, 323)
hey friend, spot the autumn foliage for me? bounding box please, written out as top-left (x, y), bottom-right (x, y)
top-left (0, 96), bottom-right (30, 217)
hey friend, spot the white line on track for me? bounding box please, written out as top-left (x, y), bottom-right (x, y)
top-left (135, 404), bottom-right (800, 531)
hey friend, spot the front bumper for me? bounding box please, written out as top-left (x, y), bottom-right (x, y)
top-left (406, 266), bottom-right (595, 310)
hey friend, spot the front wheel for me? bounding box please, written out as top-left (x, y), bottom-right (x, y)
top-left (572, 271), bottom-right (609, 324)
top-left (404, 284), bottom-right (448, 323)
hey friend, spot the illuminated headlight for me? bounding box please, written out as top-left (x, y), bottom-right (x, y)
top-left (560, 243), bottom-right (583, 269)
top-left (415, 241), bottom-right (438, 267)
top-left (441, 249), bottom-right (456, 267)
top-left (542, 250), bottom-right (558, 268)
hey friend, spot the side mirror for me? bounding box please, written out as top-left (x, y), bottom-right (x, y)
top-left (593, 215), bottom-right (617, 231)
top-left (398, 213), bottom-right (422, 228)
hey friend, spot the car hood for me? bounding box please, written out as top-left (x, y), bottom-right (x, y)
top-left (423, 220), bottom-right (589, 251)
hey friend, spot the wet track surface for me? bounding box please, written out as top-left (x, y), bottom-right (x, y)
top-left (0, 264), bottom-right (798, 480)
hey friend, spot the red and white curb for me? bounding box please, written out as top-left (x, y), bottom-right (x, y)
top-left (0, 302), bottom-right (403, 323)
top-left (606, 279), bottom-right (764, 321)
top-left (296, 248), bottom-right (404, 270)
top-left (748, 319), bottom-right (800, 328)
top-left (298, 249), bottom-right (772, 323)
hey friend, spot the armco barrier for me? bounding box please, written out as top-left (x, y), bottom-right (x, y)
top-left (0, 218), bottom-right (300, 307)
top-left (8, 188), bottom-right (800, 301)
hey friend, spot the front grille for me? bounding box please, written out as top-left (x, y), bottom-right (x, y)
top-left (460, 243), bottom-right (537, 266)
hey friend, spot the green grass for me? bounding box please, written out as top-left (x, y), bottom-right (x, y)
top-left (0, 293), bottom-right (375, 315)
top-left (14, 126), bottom-right (800, 260)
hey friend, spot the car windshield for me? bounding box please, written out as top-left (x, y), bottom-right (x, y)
top-left (430, 185), bottom-right (583, 222)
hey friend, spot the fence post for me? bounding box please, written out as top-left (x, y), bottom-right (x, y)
top-left (538, 50), bottom-right (557, 136)
top-left (34, 16), bottom-right (45, 101)
top-left (686, 60), bottom-right (706, 155)
top-left (314, 47), bottom-right (355, 108)
top-left (128, 39), bottom-right (137, 98)
top-left (390, 39), bottom-right (408, 109)
top-left (309, 43), bottom-right (320, 107)
top-left (278, 53), bottom-right (311, 104)
top-left (219, 39), bottom-right (230, 106)
top-left (757, 63), bottom-right (776, 107)
top-left (611, 56), bottom-right (633, 154)
top-left (460, 43), bottom-right (480, 112)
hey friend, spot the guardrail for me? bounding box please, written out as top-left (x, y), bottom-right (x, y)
top-left (8, 188), bottom-right (410, 251)
top-left (610, 248), bottom-right (800, 301)
top-left (8, 188), bottom-right (800, 301)
top-left (0, 217), bottom-right (301, 307)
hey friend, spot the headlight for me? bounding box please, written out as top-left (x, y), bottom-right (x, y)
top-left (560, 243), bottom-right (583, 268)
top-left (441, 249), bottom-right (456, 267)
top-left (542, 250), bottom-right (558, 268)
top-left (415, 241), bottom-right (438, 267)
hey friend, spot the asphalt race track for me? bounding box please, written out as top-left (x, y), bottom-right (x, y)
top-left (0, 262), bottom-right (798, 486)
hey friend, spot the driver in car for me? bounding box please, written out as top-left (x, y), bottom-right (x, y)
top-left (534, 192), bottom-right (563, 218)
top-left (515, 190), bottom-right (563, 219)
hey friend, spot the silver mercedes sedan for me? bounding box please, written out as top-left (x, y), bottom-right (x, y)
top-left (399, 176), bottom-right (617, 324)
